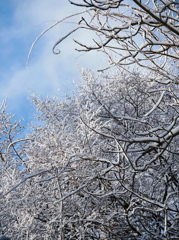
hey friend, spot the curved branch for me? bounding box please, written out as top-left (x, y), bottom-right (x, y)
top-left (26, 10), bottom-right (86, 67)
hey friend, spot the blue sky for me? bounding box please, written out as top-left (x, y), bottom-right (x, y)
top-left (0, 0), bottom-right (105, 123)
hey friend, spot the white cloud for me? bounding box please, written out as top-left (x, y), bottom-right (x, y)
top-left (1, 0), bottom-right (108, 120)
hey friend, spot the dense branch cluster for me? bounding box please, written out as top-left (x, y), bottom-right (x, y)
top-left (0, 69), bottom-right (178, 239)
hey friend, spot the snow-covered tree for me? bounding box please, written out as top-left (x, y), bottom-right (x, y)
top-left (1, 69), bottom-right (178, 239)
top-left (9, 1), bottom-right (178, 239)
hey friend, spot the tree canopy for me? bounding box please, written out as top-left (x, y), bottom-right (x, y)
top-left (0, 69), bottom-right (179, 239)
top-left (1, 0), bottom-right (179, 239)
